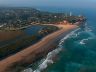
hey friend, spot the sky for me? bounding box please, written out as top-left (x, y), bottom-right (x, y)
top-left (0, 0), bottom-right (96, 8)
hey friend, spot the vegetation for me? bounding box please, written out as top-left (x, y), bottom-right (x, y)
top-left (0, 7), bottom-right (86, 30)
top-left (0, 25), bottom-right (59, 60)
top-left (38, 25), bottom-right (59, 36)
top-left (0, 7), bottom-right (65, 29)
top-left (0, 7), bottom-right (86, 59)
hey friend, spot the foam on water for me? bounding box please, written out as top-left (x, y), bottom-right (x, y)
top-left (22, 28), bottom-right (80, 72)
top-left (22, 68), bottom-right (33, 72)
top-left (22, 25), bottom-right (96, 72)
top-left (79, 26), bottom-right (96, 45)
top-left (34, 29), bottom-right (79, 72)
top-left (79, 37), bottom-right (93, 45)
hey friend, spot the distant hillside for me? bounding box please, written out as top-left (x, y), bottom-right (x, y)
top-left (0, 7), bottom-right (86, 29)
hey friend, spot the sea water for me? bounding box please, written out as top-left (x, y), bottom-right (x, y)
top-left (22, 7), bottom-right (96, 72)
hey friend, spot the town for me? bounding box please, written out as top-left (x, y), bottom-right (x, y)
top-left (0, 7), bottom-right (86, 30)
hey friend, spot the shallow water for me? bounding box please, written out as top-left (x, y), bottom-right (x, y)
top-left (0, 25), bottom-right (44, 46)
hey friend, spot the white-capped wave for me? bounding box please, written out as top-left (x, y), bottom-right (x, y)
top-left (22, 68), bottom-right (33, 72)
top-left (85, 23), bottom-right (93, 32)
top-left (85, 25), bottom-right (96, 38)
top-left (79, 37), bottom-right (93, 45)
top-left (33, 28), bottom-right (80, 72)
top-left (22, 28), bottom-right (80, 72)
top-left (74, 31), bottom-right (83, 37)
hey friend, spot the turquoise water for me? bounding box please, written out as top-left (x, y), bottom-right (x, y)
top-left (22, 8), bottom-right (96, 72)
top-left (43, 8), bottom-right (96, 72)
top-left (45, 27), bottom-right (96, 72)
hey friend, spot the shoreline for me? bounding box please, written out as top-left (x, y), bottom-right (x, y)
top-left (0, 24), bottom-right (78, 72)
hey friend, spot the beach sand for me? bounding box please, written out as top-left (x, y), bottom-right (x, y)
top-left (0, 24), bottom-right (78, 72)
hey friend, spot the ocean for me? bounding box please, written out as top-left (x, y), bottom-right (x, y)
top-left (22, 7), bottom-right (96, 72)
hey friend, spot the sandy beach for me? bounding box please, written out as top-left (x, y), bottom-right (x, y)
top-left (0, 24), bottom-right (78, 72)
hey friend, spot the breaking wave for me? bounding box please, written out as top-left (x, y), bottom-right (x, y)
top-left (79, 26), bottom-right (95, 45)
top-left (79, 37), bottom-right (93, 45)
top-left (22, 28), bottom-right (80, 72)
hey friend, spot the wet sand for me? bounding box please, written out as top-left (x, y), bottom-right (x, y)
top-left (0, 24), bottom-right (78, 72)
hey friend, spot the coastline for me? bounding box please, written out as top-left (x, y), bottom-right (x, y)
top-left (0, 24), bottom-right (78, 72)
